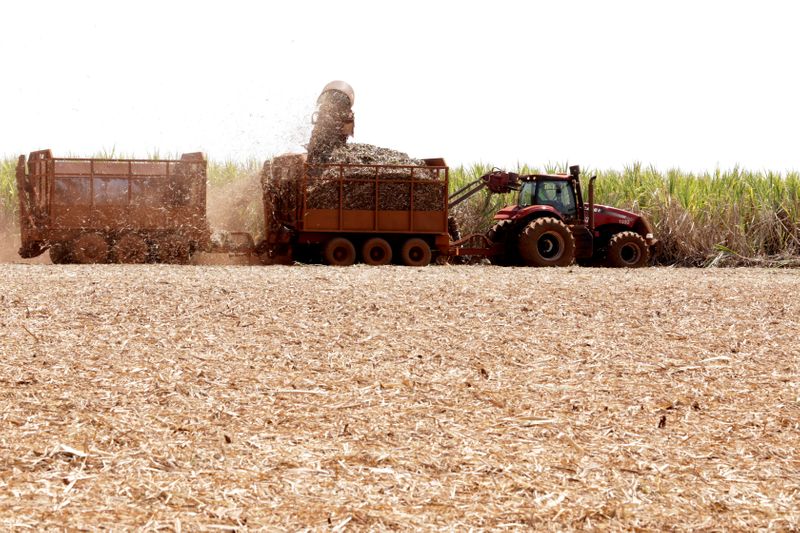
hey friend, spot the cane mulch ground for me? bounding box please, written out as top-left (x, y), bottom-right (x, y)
top-left (1, 266), bottom-right (798, 530)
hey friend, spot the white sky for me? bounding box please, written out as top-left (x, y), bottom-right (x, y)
top-left (1, 0), bottom-right (798, 172)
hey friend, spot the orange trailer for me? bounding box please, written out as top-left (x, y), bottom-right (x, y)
top-left (259, 154), bottom-right (451, 266)
top-left (16, 150), bottom-right (209, 263)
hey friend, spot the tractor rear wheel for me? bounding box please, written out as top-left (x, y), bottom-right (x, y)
top-left (517, 217), bottom-right (575, 267)
top-left (606, 231), bottom-right (649, 268)
top-left (113, 233), bottom-right (149, 264)
top-left (362, 238), bottom-right (392, 266)
top-left (72, 233), bottom-right (109, 264)
top-left (400, 238), bottom-right (432, 267)
top-left (323, 238), bottom-right (356, 266)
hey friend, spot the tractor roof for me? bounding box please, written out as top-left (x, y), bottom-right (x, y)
top-left (519, 173), bottom-right (572, 182)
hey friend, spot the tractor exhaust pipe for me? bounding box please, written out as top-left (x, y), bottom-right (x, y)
top-left (588, 175), bottom-right (597, 231)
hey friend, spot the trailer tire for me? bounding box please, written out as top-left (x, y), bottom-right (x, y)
top-left (518, 217), bottom-right (574, 267)
top-left (323, 238), bottom-right (356, 266)
top-left (362, 238), bottom-right (392, 266)
top-left (113, 233), bottom-right (149, 264)
top-left (49, 243), bottom-right (72, 264)
top-left (156, 234), bottom-right (191, 264)
top-left (400, 238), bottom-right (431, 267)
top-left (606, 231), bottom-right (649, 268)
top-left (72, 233), bottom-right (109, 264)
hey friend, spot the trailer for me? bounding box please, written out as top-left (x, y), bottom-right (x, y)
top-left (16, 150), bottom-right (210, 264)
top-left (258, 154), bottom-right (451, 266)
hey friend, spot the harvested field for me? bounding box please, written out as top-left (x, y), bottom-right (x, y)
top-left (1, 265), bottom-right (799, 530)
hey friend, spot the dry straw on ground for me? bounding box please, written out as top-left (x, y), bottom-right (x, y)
top-left (1, 265), bottom-right (798, 530)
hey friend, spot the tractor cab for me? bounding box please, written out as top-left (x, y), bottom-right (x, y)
top-left (492, 166), bottom-right (584, 225)
top-left (517, 176), bottom-right (578, 220)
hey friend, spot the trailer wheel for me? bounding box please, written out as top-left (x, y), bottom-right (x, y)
top-left (49, 243), bottom-right (72, 264)
top-left (362, 238), bottom-right (392, 266)
top-left (518, 217), bottom-right (574, 267)
top-left (400, 238), bottom-right (431, 267)
top-left (113, 233), bottom-right (149, 264)
top-left (606, 231), bottom-right (649, 268)
top-left (156, 234), bottom-right (191, 264)
top-left (72, 233), bottom-right (109, 264)
top-left (323, 238), bottom-right (356, 266)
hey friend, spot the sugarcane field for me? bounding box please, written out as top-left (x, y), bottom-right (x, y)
top-left (2, 2), bottom-right (800, 531)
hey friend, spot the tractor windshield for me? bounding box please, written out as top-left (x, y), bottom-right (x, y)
top-left (518, 182), bottom-right (536, 207)
top-left (518, 179), bottom-right (577, 217)
top-left (535, 180), bottom-right (577, 217)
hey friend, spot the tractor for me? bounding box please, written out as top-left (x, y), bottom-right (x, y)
top-left (450, 165), bottom-right (657, 267)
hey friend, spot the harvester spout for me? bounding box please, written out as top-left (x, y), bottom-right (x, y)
top-left (307, 80), bottom-right (355, 164)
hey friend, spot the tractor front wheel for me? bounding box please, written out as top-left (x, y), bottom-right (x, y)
top-left (606, 231), bottom-right (649, 268)
top-left (517, 217), bottom-right (575, 267)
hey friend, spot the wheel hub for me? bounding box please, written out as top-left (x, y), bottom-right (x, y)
top-left (620, 243), bottom-right (641, 264)
top-left (333, 247), bottom-right (348, 261)
top-left (537, 232), bottom-right (564, 260)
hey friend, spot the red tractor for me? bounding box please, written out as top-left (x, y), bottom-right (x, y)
top-left (450, 165), bottom-right (657, 267)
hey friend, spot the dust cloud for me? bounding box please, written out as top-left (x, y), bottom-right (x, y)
top-left (206, 169), bottom-right (264, 239)
top-left (0, 212), bottom-right (49, 263)
top-left (0, 212), bottom-right (20, 262)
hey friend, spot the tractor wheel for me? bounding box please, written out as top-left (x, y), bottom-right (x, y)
top-left (49, 242), bottom-right (72, 264)
top-left (72, 233), bottom-right (109, 264)
top-left (323, 238), bottom-right (356, 266)
top-left (362, 238), bottom-right (392, 266)
top-left (400, 238), bottom-right (432, 267)
top-left (113, 233), bottom-right (149, 264)
top-left (517, 217), bottom-right (575, 267)
top-left (486, 219), bottom-right (515, 265)
top-left (156, 234), bottom-right (191, 264)
top-left (606, 231), bottom-right (649, 268)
